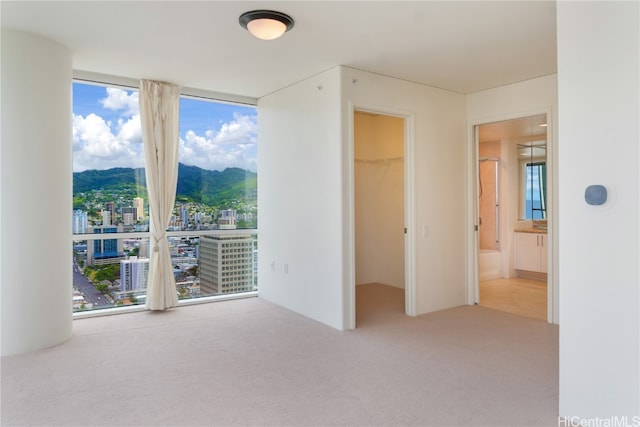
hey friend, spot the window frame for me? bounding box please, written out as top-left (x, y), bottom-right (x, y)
top-left (72, 72), bottom-right (259, 319)
top-left (520, 159), bottom-right (547, 220)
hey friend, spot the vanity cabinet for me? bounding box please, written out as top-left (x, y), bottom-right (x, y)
top-left (514, 232), bottom-right (547, 273)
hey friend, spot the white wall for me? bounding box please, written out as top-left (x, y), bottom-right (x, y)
top-left (258, 67), bottom-right (345, 330)
top-left (259, 66), bottom-right (466, 330)
top-left (354, 113), bottom-right (404, 288)
top-left (1, 30), bottom-right (73, 355)
top-left (467, 74), bottom-right (558, 322)
top-left (557, 2), bottom-right (639, 419)
top-left (342, 67), bottom-right (467, 322)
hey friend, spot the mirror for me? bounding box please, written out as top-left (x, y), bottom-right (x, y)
top-left (518, 141), bottom-right (546, 220)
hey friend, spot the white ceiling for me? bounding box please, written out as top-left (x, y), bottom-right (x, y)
top-left (1, 1), bottom-right (557, 99)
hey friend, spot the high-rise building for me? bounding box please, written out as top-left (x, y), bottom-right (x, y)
top-left (219, 209), bottom-right (236, 219)
top-left (217, 216), bottom-right (236, 229)
top-left (101, 209), bottom-right (111, 226)
top-left (72, 209), bottom-right (88, 234)
top-left (86, 225), bottom-right (124, 265)
top-left (120, 256), bottom-right (149, 293)
top-left (199, 234), bottom-right (255, 295)
top-left (217, 209), bottom-right (237, 229)
top-left (122, 212), bottom-right (134, 225)
top-left (133, 197), bottom-right (144, 220)
top-left (180, 206), bottom-right (189, 228)
top-left (104, 201), bottom-right (116, 224)
top-left (121, 207), bottom-right (137, 225)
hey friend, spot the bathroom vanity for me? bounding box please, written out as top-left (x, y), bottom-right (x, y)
top-left (514, 230), bottom-right (547, 273)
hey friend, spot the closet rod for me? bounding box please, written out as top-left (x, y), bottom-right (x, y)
top-left (354, 156), bottom-right (404, 164)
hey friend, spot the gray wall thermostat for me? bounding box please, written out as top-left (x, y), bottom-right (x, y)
top-left (585, 185), bottom-right (607, 205)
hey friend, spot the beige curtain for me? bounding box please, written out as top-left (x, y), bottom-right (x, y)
top-left (139, 80), bottom-right (181, 310)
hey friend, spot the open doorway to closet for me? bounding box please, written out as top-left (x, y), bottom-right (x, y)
top-left (353, 111), bottom-right (406, 326)
top-left (475, 114), bottom-right (549, 321)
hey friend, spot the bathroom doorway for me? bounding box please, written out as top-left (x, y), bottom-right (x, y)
top-left (353, 110), bottom-right (406, 326)
top-left (474, 114), bottom-right (549, 321)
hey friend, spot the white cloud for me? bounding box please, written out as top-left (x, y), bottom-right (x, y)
top-left (213, 113), bottom-right (257, 145)
top-left (100, 88), bottom-right (139, 116)
top-left (117, 114), bottom-right (142, 145)
top-left (72, 113), bottom-right (144, 172)
top-left (73, 107), bottom-right (257, 173)
top-left (179, 113), bottom-right (257, 172)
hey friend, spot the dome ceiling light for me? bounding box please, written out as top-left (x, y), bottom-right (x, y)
top-left (239, 10), bottom-right (294, 40)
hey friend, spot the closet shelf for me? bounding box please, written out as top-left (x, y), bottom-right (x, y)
top-left (354, 156), bottom-right (403, 165)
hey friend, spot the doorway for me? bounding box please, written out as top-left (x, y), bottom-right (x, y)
top-left (353, 111), bottom-right (406, 326)
top-left (474, 114), bottom-right (549, 321)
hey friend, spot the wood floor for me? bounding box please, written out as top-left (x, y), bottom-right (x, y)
top-left (479, 277), bottom-right (547, 321)
top-left (357, 280), bottom-right (548, 322)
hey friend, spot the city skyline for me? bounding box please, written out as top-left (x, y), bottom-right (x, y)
top-left (72, 81), bottom-right (259, 312)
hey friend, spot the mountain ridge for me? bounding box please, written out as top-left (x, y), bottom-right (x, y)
top-left (73, 163), bottom-right (257, 207)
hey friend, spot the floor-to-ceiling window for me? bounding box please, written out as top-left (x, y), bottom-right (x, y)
top-left (72, 80), bottom-right (257, 313)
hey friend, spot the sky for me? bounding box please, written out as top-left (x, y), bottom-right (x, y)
top-left (72, 82), bottom-right (257, 173)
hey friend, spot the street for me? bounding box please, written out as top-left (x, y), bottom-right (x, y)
top-left (73, 262), bottom-right (113, 309)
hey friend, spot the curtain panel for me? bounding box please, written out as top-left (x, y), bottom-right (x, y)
top-left (139, 80), bottom-right (181, 310)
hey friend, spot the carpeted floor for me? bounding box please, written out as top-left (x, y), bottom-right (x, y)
top-left (1, 283), bottom-right (558, 427)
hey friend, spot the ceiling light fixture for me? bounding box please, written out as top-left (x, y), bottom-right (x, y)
top-left (239, 10), bottom-right (294, 40)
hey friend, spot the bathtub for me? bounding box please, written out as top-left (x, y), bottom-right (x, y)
top-left (479, 249), bottom-right (502, 281)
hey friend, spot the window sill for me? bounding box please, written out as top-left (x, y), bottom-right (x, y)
top-left (73, 291), bottom-right (258, 320)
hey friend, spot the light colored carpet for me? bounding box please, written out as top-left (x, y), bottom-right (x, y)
top-left (1, 284), bottom-right (558, 427)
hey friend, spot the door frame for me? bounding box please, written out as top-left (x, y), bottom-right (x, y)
top-left (346, 103), bottom-right (416, 329)
top-left (467, 108), bottom-right (556, 323)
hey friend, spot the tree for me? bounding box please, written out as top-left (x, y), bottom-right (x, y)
top-left (94, 264), bottom-right (119, 282)
top-left (186, 265), bottom-right (199, 277)
top-left (96, 283), bottom-right (109, 293)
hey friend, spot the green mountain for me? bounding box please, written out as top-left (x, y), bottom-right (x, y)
top-left (73, 167), bottom-right (147, 194)
top-left (73, 164), bottom-right (257, 208)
